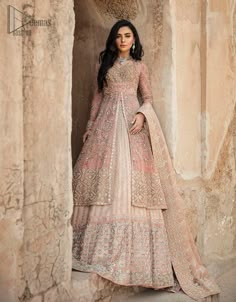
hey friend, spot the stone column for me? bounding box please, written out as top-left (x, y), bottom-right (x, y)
top-left (171, 0), bottom-right (236, 274)
top-left (0, 1), bottom-right (24, 301)
top-left (20, 1), bottom-right (74, 301)
top-left (202, 0), bottom-right (236, 273)
top-left (1, 1), bottom-right (75, 301)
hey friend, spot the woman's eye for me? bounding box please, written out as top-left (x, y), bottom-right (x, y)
top-left (116, 35), bottom-right (131, 38)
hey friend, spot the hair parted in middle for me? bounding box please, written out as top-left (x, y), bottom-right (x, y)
top-left (97, 19), bottom-right (144, 92)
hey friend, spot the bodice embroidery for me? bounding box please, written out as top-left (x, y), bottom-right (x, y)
top-left (72, 59), bottom-right (167, 209)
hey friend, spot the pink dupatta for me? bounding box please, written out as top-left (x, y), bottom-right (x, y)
top-left (137, 103), bottom-right (220, 302)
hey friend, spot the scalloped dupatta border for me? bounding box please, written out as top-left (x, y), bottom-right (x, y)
top-left (137, 103), bottom-right (221, 302)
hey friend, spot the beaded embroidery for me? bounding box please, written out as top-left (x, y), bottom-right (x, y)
top-left (73, 59), bottom-right (167, 209)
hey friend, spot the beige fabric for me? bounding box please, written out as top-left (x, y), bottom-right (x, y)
top-left (72, 59), bottom-right (220, 301)
top-left (72, 60), bottom-right (167, 209)
top-left (137, 103), bottom-right (221, 301)
top-left (72, 101), bottom-right (175, 289)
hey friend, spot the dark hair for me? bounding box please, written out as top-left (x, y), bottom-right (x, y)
top-left (97, 19), bottom-right (144, 92)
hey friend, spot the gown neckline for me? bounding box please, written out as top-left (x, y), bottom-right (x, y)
top-left (114, 57), bottom-right (134, 66)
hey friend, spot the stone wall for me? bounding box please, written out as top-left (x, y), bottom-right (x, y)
top-left (71, 0), bottom-right (173, 164)
top-left (72, 0), bottom-right (236, 275)
top-left (0, 1), bottom-right (24, 301)
top-left (171, 0), bottom-right (236, 273)
top-left (202, 0), bottom-right (236, 272)
top-left (1, 1), bottom-right (74, 301)
top-left (0, 0), bottom-right (236, 301)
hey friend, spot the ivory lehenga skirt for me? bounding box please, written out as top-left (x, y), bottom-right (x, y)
top-left (71, 101), bottom-right (175, 289)
top-left (72, 101), bottom-right (220, 302)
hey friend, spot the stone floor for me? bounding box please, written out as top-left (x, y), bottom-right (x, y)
top-left (215, 267), bottom-right (236, 302)
top-left (112, 268), bottom-right (236, 302)
top-left (72, 267), bottom-right (236, 302)
top-left (112, 289), bottom-right (194, 302)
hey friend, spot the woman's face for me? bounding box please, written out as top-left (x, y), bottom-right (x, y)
top-left (115, 26), bottom-right (135, 55)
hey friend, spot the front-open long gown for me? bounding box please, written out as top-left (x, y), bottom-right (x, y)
top-left (71, 58), bottom-right (220, 301)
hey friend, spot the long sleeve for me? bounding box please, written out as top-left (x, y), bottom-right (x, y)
top-left (86, 62), bottom-right (103, 131)
top-left (136, 61), bottom-right (153, 114)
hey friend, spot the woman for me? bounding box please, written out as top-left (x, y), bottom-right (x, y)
top-left (71, 19), bottom-right (220, 301)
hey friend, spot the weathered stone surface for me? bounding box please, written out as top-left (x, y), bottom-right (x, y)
top-left (112, 289), bottom-right (195, 302)
top-left (71, 271), bottom-right (144, 302)
top-left (72, 0), bottom-right (166, 164)
top-left (202, 106), bottom-right (236, 274)
top-left (112, 267), bottom-right (236, 302)
top-left (0, 0), bottom-right (24, 301)
top-left (19, 0), bottom-right (74, 298)
top-left (0, 1), bottom-right (236, 302)
top-left (1, 0), bottom-right (74, 301)
top-left (29, 296), bottom-right (42, 302)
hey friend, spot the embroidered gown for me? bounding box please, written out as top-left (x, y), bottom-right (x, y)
top-left (71, 58), bottom-right (220, 301)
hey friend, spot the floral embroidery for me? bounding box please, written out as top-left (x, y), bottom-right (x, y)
top-left (136, 102), bottom-right (221, 300)
top-left (73, 168), bottom-right (111, 206)
top-left (72, 218), bottom-right (174, 289)
top-left (131, 170), bottom-right (166, 209)
top-left (72, 59), bottom-right (221, 301)
top-left (73, 59), bottom-right (166, 209)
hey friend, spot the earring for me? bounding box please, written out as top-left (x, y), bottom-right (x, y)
top-left (132, 43), bottom-right (135, 52)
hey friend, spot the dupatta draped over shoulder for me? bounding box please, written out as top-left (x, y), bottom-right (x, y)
top-left (72, 59), bottom-right (220, 301)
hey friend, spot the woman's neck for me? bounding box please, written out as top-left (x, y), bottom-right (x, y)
top-left (118, 51), bottom-right (130, 59)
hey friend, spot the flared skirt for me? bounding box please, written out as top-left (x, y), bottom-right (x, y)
top-left (71, 101), bottom-right (174, 289)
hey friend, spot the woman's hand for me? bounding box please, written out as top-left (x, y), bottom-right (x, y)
top-left (130, 113), bottom-right (145, 135)
top-left (83, 130), bottom-right (92, 143)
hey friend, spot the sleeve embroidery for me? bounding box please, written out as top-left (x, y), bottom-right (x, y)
top-left (86, 62), bottom-right (103, 131)
top-left (138, 62), bottom-right (153, 106)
